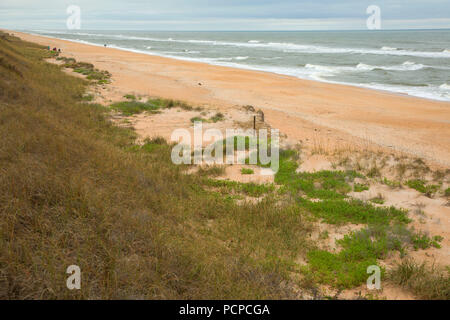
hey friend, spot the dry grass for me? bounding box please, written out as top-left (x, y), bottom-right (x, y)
top-left (388, 259), bottom-right (450, 300)
top-left (0, 32), bottom-right (316, 299)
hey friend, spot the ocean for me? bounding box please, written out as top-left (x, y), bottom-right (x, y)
top-left (29, 29), bottom-right (450, 102)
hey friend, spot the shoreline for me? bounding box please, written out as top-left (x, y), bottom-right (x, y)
top-left (6, 29), bottom-right (450, 167)
top-left (17, 29), bottom-right (450, 104)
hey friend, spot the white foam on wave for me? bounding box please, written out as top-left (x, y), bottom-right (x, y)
top-left (28, 31), bottom-right (450, 102)
top-left (381, 46), bottom-right (398, 51)
top-left (37, 30), bottom-right (450, 59)
top-left (262, 57), bottom-right (282, 60)
top-left (363, 83), bottom-right (450, 101)
top-left (356, 61), bottom-right (425, 71)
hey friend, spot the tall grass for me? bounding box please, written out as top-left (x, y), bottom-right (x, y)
top-left (0, 32), bottom-right (313, 299)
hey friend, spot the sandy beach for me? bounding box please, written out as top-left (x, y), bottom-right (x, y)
top-left (2, 27), bottom-right (450, 300)
top-left (8, 30), bottom-right (450, 168)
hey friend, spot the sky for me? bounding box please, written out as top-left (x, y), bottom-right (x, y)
top-left (1, 0), bottom-right (449, 31)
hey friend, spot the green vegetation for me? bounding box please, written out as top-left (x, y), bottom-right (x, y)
top-left (445, 188), bottom-right (450, 197)
top-left (241, 168), bottom-right (254, 175)
top-left (190, 116), bottom-right (205, 123)
top-left (59, 57), bottom-right (111, 84)
top-left (370, 194), bottom-right (385, 205)
top-left (406, 179), bottom-right (440, 197)
top-left (123, 94), bottom-right (137, 100)
top-left (111, 100), bottom-right (162, 116)
top-left (0, 32), bottom-right (314, 299)
top-left (81, 94), bottom-right (94, 102)
top-left (210, 112), bottom-right (225, 123)
top-left (272, 149), bottom-right (444, 290)
top-left (0, 32), bottom-right (445, 300)
top-left (203, 179), bottom-right (275, 197)
top-left (304, 225), bottom-right (439, 289)
top-left (275, 149), bottom-right (364, 200)
top-left (190, 112), bottom-right (225, 124)
top-left (411, 233), bottom-right (443, 250)
top-left (381, 177), bottom-right (402, 189)
top-left (300, 198), bottom-right (409, 225)
top-left (353, 183), bottom-right (369, 192)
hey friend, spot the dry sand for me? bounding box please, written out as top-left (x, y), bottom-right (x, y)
top-left (9, 30), bottom-right (450, 168)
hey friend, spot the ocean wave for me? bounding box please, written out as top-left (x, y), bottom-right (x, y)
top-left (356, 61), bottom-right (425, 71)
top-left (381, 46), bottom-right (398, 51)
top-left (28, 31), bottom-right (450, 102)
top-left (305, 64), bottom-right (346, 73)
top-left (209, 56), bottom-right (248, 61)
top-left (305, 62), bottom-right (426, 74)
top-left (362, 83), bottom-right (450, 101)
top-left (37, 30), bottom-right (450, 59)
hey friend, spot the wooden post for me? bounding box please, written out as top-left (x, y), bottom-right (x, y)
top-left (253, 115), bottom-right (256, 132)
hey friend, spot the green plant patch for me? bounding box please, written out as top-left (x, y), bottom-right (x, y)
top-left (304, 225), bottom-right (438, 289)
top-left (370, 196), bottom-right (385, 205)
top-left (203, 179), bottom-right (275, 197)
top-left (406, 179), bottom-right (440, 197)
top-left (275, 149), bottom-right (364, 200)
top-left (299, 198), bottom-right (410, 225)
top-left (124, 94), bottom-right (137, 100)
top-left (305, 249), bottom-right (379, 289)
top-left (190, 116), bottom-right (206, 123)
top-left (111, 100), bottom-right (161, 116)
top-left (411, 233), bottom-right (443, 250)
top-left (444, 188), bottom-right (450, 197)
top-left (354, 183), bottom-right (369, 192)
top-left (210, 112), bottom-right (225, 123)
top-left (241, 168), bottom-right (254, 175)
top-left (381, 177), bottom-right (402, 189)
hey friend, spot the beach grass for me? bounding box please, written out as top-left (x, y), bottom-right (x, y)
top-left (0, 31), bottom-right (446, 300)
top-left (0, 32), bottom-right (314, 299)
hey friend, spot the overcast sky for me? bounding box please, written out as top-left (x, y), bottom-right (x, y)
top-left (1, 0), bottom-right (449, 31)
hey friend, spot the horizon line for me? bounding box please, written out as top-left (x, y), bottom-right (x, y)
top-left (12, 27), bottom-right (450, 32)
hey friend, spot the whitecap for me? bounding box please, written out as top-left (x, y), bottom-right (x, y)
top-left (356, 61), bottom-right (425, 71)
top-left (356, 63), bottom-right (375, 71)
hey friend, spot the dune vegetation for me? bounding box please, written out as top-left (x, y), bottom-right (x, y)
top-left (0, 32), bottom-right (448, 300)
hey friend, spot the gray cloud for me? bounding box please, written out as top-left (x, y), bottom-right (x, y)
top-left (0, 0), bottom-right (449, 30)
